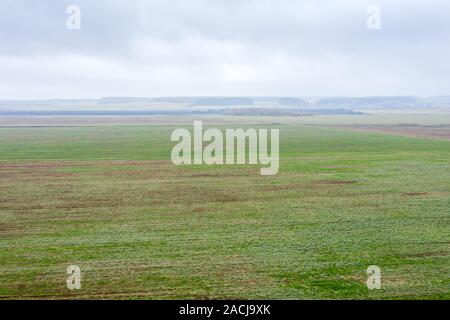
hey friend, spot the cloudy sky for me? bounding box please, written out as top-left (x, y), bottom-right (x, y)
top-left (0, 0), bottom-right (449, 99)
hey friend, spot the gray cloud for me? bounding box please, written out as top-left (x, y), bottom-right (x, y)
top-left (0, 0), bottom-right (449, 98)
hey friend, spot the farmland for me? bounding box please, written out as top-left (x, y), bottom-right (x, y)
top-left (0, 121), bottom-right (449, 299)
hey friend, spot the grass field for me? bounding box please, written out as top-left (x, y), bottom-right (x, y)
top-left (0, 124), bottom-right (449, 299)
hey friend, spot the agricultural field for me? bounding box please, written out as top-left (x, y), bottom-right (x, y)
top-left (0, 122), bottom-right (449, 299)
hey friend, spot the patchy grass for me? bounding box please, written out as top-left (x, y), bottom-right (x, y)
top-left (0, 125), bottom-right (449, 299)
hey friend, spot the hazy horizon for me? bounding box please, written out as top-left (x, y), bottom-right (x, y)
top-left (1, 94), bottom-right (450, 102)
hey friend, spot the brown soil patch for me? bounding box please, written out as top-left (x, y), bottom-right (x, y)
top-left (187, 171), bottom-right (256, 178)
top-left (260, 184), bottom-right (305, 191)
top-left (402, 192), bottom-right (429, 196)
top-left (0, 160), bottom-right (174, 181)
top-left (0, 222), bottom-right (23, 238)
top-left (210, 194), bottom-right (241, 203)
top-left (260, 180), bottom-right (356, 191)
top-left (0, 160), bottom-right (171, 169)
top-left (402, 251), bottom-right (448, 258)
top-left (313, 180), bottom-right (357, 185)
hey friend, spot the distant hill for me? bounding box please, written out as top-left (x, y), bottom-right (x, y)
top-left (192, 97), bottom-right (255, 106)
top-left (0, 99), bottom-right (97, 106)
top-left (317, 96), bottom-right (417, 108)
top-left (98, 97), bottom-right (256, 106)
top-left (279, 97), bottom-right (307, 106)
top-left (97, 97), bottom-right (196, 104)
top-left (225, 108), bottom-right (361, 116)
top-left (3, 96), bottom-right (450, 109)
top-left (417, 96), bottom-right (450, 107)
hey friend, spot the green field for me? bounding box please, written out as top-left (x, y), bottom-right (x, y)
top-left (0, 124), bottom-right (449, 299)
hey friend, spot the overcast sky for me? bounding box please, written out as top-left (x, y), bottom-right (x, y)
top-left (0, 0), bottom-right (449, 99)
